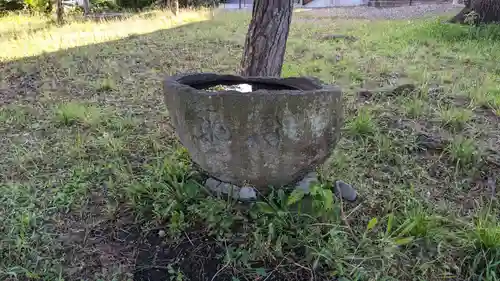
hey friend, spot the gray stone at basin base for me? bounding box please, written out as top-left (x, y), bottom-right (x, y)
top-left (335, 180), bottom-right (357, 202)
top-left (164, 73), bottom-right (343, 190)
top-left (205, 177), bottom-right (257, 201)
top-left (295, 172), bottom-right (357, 202)
top-left (295, 172), bottom-right (320, 194)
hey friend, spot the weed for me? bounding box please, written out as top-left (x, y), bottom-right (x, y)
top-left (167, 265), bottom-right (185, 281)
top-left (98, 77), bottom-right (116, 92)
top-left (404, 97), bottom-right (426, 118)
top-left (439, 106), bottom-right (472, 130)
top-left (396, 204), bottom-right (442, 239)
top-left (482, 88), bottom-right (500, 115)
top-left (446, 137), bottom-right (479, 167)
top-left (53, 102), bottom-right (101, 126)
top-left (464, 210), bottom-right (500, 281)
top-left (473, 212), bottom-right (500, 250)
top-left (347, 109), bottom-right (376, 137)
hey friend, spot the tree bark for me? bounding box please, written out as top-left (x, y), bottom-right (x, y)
top-left (240, 0), bottom-right (293, 77)
top-left (172, 0), bottom-right (179, 15)
top-left (82, 0), bottom-right (89, 15)
top-left (56, 0), bottom-right (63, 24)
top-left (450, 0), bottom-right (500, 24)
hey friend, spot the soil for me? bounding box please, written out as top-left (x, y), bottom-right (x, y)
top-left (134, 228), bottom-right (231, 281)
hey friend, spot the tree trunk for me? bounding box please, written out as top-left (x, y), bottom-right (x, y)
top-left (82, 0), bottom-right (89, 15)
top-left (240, 0), bottom-right (293, 77)
top-left (450, 0), bottom-right (500, 24)
top-left (239, 0), bottom-right (241, 9)
top-left (173, 0), bottom-right (179, 15)
top-left (56, 0), bottom-right (63, 24)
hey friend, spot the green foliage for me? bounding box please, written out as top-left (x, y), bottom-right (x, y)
top-left (347, 109), bottom-right (376, 137)
top-left (180, 0), bottom-right (225, 7)
top-left (0, 0), bottom-right (24, 12)
top-left (403, 97), bottom-right (425, 118)
top-left (439, 107), bottom-right (472, 131)
top-left (115, 0), bottom-right (152, 9)
top-left (413, 21), bottom-right (500, 42)
top-left (117, 0), bottom-right (225, 10)
top-left (23, 0), bottom-right (51, 13)
top-left (53, 102), bottom-right (102, 126)
top-left (465, 211), bottom-right (500, 280)
top-left (167, 265), bottom-right (185, 281)
top-left (473, 212), bottom-right (500, 250)
top-left (446, 137), bottom-right (479, 167)
top-left (90, 0), bottom-right (121, 12)
top-left (396, 205), bottom-right (442, 239)
top-left (124, 150), bottom-right (203, 223)
top-left (189, 197), bottom-right (238, 237)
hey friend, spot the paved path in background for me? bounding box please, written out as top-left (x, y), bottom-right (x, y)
top-left (218, 2), bottom-right (462, 19)
top-left (297, 3), bottom-right (463, 20)
top-left (219, 0), bottom-right (253, 9)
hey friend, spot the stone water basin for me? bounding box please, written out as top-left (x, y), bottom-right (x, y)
top-left (163, 73), bottom-right (343, 190)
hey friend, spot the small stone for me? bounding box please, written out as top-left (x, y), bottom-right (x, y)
top-left (391, 83), bottom-right (416, 96)
top-left (487, 176), bottom-right (496, 198)
top-left (321, 34), bottom-right (358, 42)
top-left (428, 86), bottom-right (445, 96)
top-left (239, 186), bottom-right (257, 201)
top-left (204, 177), bottom-right (257, 201)
top-left (158, 230), bottom-right (166, 238)
top-left (334, 180), bottom-right (357, 202)
top-left (217, 182), bottom-right (237, 196)
top-left (295, 172), bottom-right (319, 194)
top-left (416, 131), bottom-right (446, 151)
top-left (204, 178), bottom-right (221, 192)
top-left (357, 88), bottom-right (373, 101)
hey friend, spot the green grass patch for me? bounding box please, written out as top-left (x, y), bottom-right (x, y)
top-left (446, 136), bottom-right (480, 167)
top-left (439, 106), bottom-right (473, 130)
top-left (1, 8), bottom-right (500, 281)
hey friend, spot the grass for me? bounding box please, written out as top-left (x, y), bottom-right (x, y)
top-left (446, 136), bottom-right (480, 167)
top-left (1, 7), bottom-right (500, 281)
top-left (439, 106), bottom-right (473, 130)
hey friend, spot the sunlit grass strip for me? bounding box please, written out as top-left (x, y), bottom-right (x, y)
top-left (0, 9), bottom-right (211, 61)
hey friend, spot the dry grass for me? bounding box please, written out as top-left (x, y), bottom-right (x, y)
top-left (1, 8), bottom-right (500, 281)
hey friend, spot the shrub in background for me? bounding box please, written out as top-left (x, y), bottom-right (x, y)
top-left (90, 0), bottom-right (121, 12)
top-left (0, 0), bottom-right (24, 12)
top-left (115, 0), bottom-right (152, 9)
top-left (23, 0), bottom-right (51, 13)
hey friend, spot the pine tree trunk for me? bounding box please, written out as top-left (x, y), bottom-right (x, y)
top-left (82, 0), bottom-right (89, 15)
top-left (172, 0), bottom-right (179, 15)
top-left (450, 0), bottom-right (500, 24)
top-left (56, 0), bottom-right (63, 24)
top-left (240, 0), bottom-right (293, 77)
